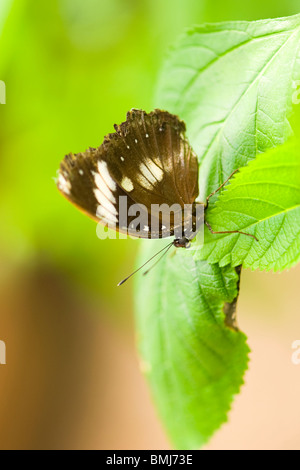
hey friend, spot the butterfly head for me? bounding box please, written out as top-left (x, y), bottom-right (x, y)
top-left (173, 236), bottom-right (191, 249)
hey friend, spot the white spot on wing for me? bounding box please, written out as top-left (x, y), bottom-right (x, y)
top-left (121, 177), bottom-right (134, 192)
top-left (145, 133), bottom-right (149, 138)
top-left (139, 159), bottom-right (164, 186)
top-left (97, 161), bottom-right (116, 191)
top-left (93, 172), bottom-right (116, 204)
top-left (135, 139), bottom-right (138, 144)
top-left (94, 189), bottom-right (117, 215)
top-left (78, 169), bottom-right (84, 175)
top-left (57, 173), bottom-right (71, 195)
top-left (143, 225), bottom-right (149, 231)
top-left (137, 174), bottom-right (152, 190)
top-left (96, 205), bottom-right (118, 223)
top-left (120, 156), bottom-right (125, 162)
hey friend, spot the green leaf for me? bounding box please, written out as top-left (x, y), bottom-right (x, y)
top-left (198, 139), bottom-right (300, 271)
top-left (155, 14), bottom-right (300, 201)
top-left (135, 242), bottom-right (249, 449)
top-left (134, 14), bottom-right (300, 448)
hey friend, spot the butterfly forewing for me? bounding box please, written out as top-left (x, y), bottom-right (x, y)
top-left (99, 109), bottom-right (198, 208)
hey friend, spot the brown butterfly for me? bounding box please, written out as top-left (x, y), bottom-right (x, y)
top-left (57, 109), bottom-right (257, 284)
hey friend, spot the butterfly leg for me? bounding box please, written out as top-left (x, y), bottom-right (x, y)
top-left (205, 220), bottom-right (258, 242)
top-left (205, 169), bottom-right (239, 207)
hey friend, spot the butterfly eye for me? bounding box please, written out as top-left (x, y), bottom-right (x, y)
top-left (173, 237), bottom-right (191, 248)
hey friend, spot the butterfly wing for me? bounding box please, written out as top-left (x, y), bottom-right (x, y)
top-left (57, 148), bottom-right (151, 238)
top-left (98, 109), bottom-right (199, 208)
top-left (57, 109), bottom-right (199, 239)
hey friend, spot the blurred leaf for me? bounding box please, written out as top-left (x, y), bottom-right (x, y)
top-left (135, 242), bottom-right (249, 449)
top-left (0, 0), bottom-right (13, 34)
top-left (198, 139), bottom-right (300, 271)
top-left (201, 0), bottom-right (300, 23)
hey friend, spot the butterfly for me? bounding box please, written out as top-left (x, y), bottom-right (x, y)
top-left (57, 109), bottom-right (257, 284)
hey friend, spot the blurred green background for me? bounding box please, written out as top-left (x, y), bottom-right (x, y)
top-left (0, 0), bottom-right (300, 450)
top-left (1, 0), bottom-right (300, 305)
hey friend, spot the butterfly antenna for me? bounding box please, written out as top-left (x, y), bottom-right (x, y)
top-left (142, 242), bottom-right (174, 276)
top-left (117, 241), bottom-right (173, 286)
